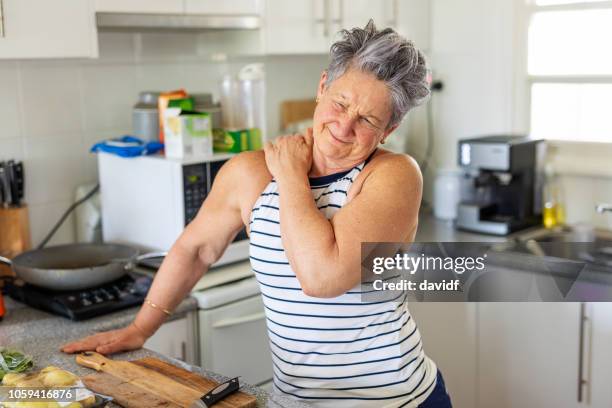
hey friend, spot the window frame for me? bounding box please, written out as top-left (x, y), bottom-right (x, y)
top-left (516, 0), bottom-right (612, 146)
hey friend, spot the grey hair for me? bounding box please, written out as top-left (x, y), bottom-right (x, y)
top-left (325, 19), bottom-right (430, 128)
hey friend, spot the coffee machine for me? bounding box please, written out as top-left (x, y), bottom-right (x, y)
top-left (456, 135), bottom-right (545, 235)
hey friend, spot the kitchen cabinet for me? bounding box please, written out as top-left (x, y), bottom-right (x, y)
top-left (394, 0), bottom-right (430, 51)
top-left (478, 303), bottom-right (583, 408)
top-left (264, 0), bottom-right (329, 54)
top-left (184, 0), bottom-right (261, 15)
top-left (408, 302), bottom-right (478, 408)
top-left (585, 303), bottom-right (612, 406)
top-left (478, 302), bottom-right (612, 407)
top-left (264, 0), bottom-right (430, 55)
top-left (0, 0), bottom-right (98, 59)
top-left (145, 312), bottom-right (199, 365)
top-left (95, 0), bottom-right (261, 15)
top-left (198, 292), bottom-right (272, 386)
top-left (94, 0), bottom-right (183, 14)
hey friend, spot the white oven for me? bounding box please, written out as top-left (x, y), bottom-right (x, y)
top-left (98, 152), bottom-right (248, 266)
top-left (190, 262), bottom-right (273, 387)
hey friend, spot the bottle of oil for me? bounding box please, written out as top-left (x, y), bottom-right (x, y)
top-left (543, 165), bottom-right (565, 228)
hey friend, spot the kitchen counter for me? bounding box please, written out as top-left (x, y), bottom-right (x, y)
top-left (0, 297), bottom-right (308, 408)
top-left (416, 210), bottom-right (508, 243)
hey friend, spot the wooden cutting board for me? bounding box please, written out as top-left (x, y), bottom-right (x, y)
top-left (76, 352), bottom-right (257, 408)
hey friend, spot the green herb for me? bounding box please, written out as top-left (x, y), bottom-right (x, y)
top-left (0, 347), bottom-right (33, 380)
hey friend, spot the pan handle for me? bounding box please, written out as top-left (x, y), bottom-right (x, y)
top-left (114, 251), bottom-right (168, 270)
top-left (0, 255), bottom-right (12, 266)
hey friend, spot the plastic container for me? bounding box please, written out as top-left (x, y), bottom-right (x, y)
top-left (219, 63), bottom-right (266, 143)
top-left (433, 169), bottom-right (462, 221)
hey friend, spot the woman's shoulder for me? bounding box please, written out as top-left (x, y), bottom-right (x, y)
top-left (366, 149), bottom-right (422, 182)
top-left (226, 150), bottom-right (270, 177)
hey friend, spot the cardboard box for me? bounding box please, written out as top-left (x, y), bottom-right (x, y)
top-left (164, 109), bottom-right (213, 158)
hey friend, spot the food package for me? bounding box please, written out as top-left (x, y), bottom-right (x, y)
top-left (1, 366), bottom-right (96, 408)
top-left (157, 89), bottom-right (188, 143)
top-left (213, 128), bottom-right (262, 153)
top-left (164, 109), bottom-right (213, 158)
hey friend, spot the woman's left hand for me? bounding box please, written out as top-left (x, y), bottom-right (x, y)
top-left (264, 128), bottom-right (314, 181)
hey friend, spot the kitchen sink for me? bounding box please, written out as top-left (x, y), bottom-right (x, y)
top-left (490, 225), bottom-right (612, 268)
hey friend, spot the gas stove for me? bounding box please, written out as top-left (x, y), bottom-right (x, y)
top-left (5, 273), bottom-right (152, 321)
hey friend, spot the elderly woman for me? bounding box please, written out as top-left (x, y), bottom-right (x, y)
top-left (62, 21), bottom-right (452, 408)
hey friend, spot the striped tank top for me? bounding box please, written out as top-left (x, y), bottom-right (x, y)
top-left (249, 153), bottom-right (437, 407)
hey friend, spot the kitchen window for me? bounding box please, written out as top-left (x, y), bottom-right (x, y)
top-left (526, 0), bottom-right (612, 143)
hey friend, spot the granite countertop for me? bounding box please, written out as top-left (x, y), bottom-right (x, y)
top-left (0, 297), bottom-right (308, 408)
top-left (416, 210), bottom-right (508, 243)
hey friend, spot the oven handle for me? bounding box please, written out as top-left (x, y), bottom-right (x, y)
top-left (212, 312), bottom-right (266, 329)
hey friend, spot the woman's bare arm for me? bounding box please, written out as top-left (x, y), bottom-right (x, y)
top-left (61, 154), bottom-right (253, 354)
top-left (278, 153), bottom-right (423, 298)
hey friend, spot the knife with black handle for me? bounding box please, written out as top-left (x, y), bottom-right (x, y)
top-left (0, 161), bottom-right (12, 207)
top-left (10, 160), bottom-right (24, 206)
top-left (190, 377), bottom-right (241, 408)
top-left (7, 160), bottom-right (20, 206)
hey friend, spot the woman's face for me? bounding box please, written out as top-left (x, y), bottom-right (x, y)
top-left (313, 68), bottom-right (397, 163)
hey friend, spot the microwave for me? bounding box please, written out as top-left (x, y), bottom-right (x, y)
top-left (98, 152), bottom-right (249, 267)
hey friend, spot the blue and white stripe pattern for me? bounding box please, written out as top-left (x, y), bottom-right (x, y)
top-left (249, 158), bottom-right (437, 408)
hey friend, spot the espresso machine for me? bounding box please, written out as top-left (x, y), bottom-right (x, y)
top-left (456, 135), bottom-right (545, 235)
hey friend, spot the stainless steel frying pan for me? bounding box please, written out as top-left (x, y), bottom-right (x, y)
top-left (0, 243), bottom-right (165, 291)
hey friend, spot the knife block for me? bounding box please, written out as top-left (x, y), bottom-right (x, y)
top-left (0, 205), bottom-right (31, 278)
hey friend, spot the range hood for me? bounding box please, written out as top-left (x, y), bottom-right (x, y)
top-left (96, 12), bottom-right (261, 31)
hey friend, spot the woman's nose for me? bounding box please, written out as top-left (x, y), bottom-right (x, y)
top-left (335, 114), bottom-right (357, 139)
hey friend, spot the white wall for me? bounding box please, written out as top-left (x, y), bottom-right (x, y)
top-left (426, 0), bottom-right (612, 228)
top-left (0, 31), bottom-right (327, 247)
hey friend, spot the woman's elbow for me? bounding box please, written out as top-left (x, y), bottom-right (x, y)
top-left (297, 268), bottom-right (352, 298)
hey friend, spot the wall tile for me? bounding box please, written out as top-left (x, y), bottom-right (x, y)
top-left (137, 32), bottom-right (200, 62)
top-left (22, 136), bottom-right (89, 206)
top-left (19, 65), bottom-right (83, 139)
top-left (134, 63), bottom-right (185, 93)
top-left (80, 65), bottom-right (137, 132)
top-left (29, 200), bottom-right (75, 247)
top-left (0, 63), bottom-right (22, 140)
top-left (96, 32), bottom-right (136, 63)
top-left (561, 175), bottom-right (596, 225)
top-left (0, 138), bottom-right (25, 161)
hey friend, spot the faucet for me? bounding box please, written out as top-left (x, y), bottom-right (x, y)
top-left (596, 203), bottom-right (612, 214)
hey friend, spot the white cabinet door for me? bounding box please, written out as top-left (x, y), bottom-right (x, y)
top-left (478, 303), bottom-right (582, 408)
top-left (264, 0), bottom-right (329, 55)
top-left (199, 294), bottom-right (272, 386)
top-left (588, 303), bottom-right (612, 406)
top-left (338, 0), bottom-right (385, 32)
top-left (0, 0), bottom-right (97, 59)
top-left (94, 0), bottom-right (183, 14)
top-left (145, 316), bottom-right (194, 364)
top-left (184, 0), bottom-right (261, 15)
top-left (395, 0), bottom-right (430, 50)
top-left (408, 302), bottom-right (477, 408)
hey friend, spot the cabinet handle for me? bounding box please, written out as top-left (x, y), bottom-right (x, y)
top-left (180, 341), bottom-right (186, 362)
top-left (323, 0), bottom-right (331, 37)
top-left (212, 312), bottom-right (266, 329)
top-left (578, 302), bottom-right (589, 402)
top-left (0, 0), bottom-right (5, 38)
top-left (333, 0), bottom-right (344, 29)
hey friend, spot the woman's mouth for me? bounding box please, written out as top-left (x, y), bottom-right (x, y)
top-left (328, 130), bottom-right (350, 144)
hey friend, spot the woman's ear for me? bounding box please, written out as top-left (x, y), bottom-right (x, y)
top-left (382, 123), bottom-right (399, 143)
top-left (317, 71), bottom-right (328, 100)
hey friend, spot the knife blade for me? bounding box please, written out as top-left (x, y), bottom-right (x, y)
top-left (190, 377), bottom-right (240, 408)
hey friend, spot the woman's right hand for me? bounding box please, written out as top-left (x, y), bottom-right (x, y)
top-left (60, 323), bottom-right (148, 355)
